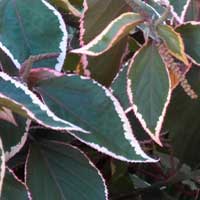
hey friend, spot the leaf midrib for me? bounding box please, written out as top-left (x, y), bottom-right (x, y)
top-left (13, 0), bottom-right (31, 55)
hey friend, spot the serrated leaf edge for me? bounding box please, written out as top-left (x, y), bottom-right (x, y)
top-left (0, 42), bottom-right (20, 69)
top-left (0, 72), bottom-right (88, 134)
top-left (42, 0), bottom-right (68, 71)
top-left (176, 21), bottom-right (200, 66)
top-left (72, 12), bottom-right (143, 56)
top-left (7, 167), bottom-right (32, 200)
top-left (73, 146), bottom-right (109, 200)
top-left (63, 75), bottom-right (157, 163)
top-left (110, 62), bottom-right (131, 111)
top-left (160, 0), bottom-right (191, 23)
top-left (110, 62), bottom-right (128, 89)
top-left (127, 43), bottom-right (172, 146)
top-left (158, 25), bottom-right (189, 65)
top-left (5, 119), bottom-right (31, 162)
top-left (0, 0), bottom-right (67, 71)
top-left (0, 138), bottom-right (5, 197)
top-left (25, 142), bottom-right (108, 200)
top-left (53, 141), bottom-right (109, 200)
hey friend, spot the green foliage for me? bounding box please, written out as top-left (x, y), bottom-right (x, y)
top-left (128, 41), bottom-right (170, 145)
top-left (26, 142), bottom-right (107, 200)
top-left (1, 168), bottom-right (29, 200)
top-left (0, 0), bottom-right (67, 71)
top-left (0, 0), bottom-right (200, 199)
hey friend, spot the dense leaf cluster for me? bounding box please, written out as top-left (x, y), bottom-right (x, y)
top-left (0, 0), bottom-right (199, 199)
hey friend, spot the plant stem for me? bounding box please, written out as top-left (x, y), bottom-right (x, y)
top-left (154, 6), bottom-right (170, 27)
top-left (19, 52), bottom-right (59, 82)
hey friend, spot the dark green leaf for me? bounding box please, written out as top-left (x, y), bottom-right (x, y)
top-left (0, 48), bottom-right (18, 76)
top-left (72, 12), bottom-right (144, 56)
top-left (0, 108), bottom-right (30, 161)
top-left (111, 63), bottom-right (131, 111)
top-left (109, 160), bottom-right (134, 197)
top-left (176, 22), bottom-right (200, 65)
top-left (26, 142), bottom-right (108, 200)
top-left (79, 0), bottom-right (129, 86)
top-left (0, 0), bottom-right (67, 70)
top-left (0, 72), bottom-right (87, 134)
top-left (1, 168), bottom-right (30, 200)
top-left (36, 75), bottom-right (155, 162)
top-left (168, 0), bottom-right (190, 22)
top-left (86, 40), bottom-right (128, 87)
top-left (128, 42), bottom-right (171, 145)
top-left (163, 66), bottom-right (200, 167)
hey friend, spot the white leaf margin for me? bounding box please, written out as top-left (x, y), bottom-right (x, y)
top-left (176, 21), bottom-right (200, 66)
top-left (127, 43), bottom-right (172, 146)
top-left (110, 62), bottom-right (132, 111)
top-left (0, 138), bottom-right (5, 197)
top-left (71, 144), bottom-right (109, 200)
top-left (5, 119), bottom-right (31, 162)
top-left (0, 72), bottom-right (88, 134)
top-left (25, 142), bottom-right (108, 200)
top-left (5, 168), bottom-right (32, 200)
top-left (0, 0), bottom-right (67, 71)
top-left (71, 12), bottom-right (143, 56)
top-left (41, 0), bottom-right (68, 71)
top-left (51, 75), bottom-right (157, 163)
top-left (154, 0), bottom-right (191, 23)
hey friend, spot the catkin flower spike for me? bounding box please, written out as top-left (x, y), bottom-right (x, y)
top-left (156, 42), bottom-right (198, 99)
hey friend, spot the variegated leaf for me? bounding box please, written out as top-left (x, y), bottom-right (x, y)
top-left (72, 12), bottom-right (144, 56)
top-left (176, 22), bottom-right (200, 66)
top-left (128, 42), bottom-right (171, 145)
top-left (0, 137), bottom-right (5, 198)
top-left (35, 75), bottom-right (156, 162)
top-left (76, 0), bottom-right (129, 86)
top-left (1, 168), bottom-right (31, 200)
top-left (111, 63), bottom-right (131, 111)
top-left (163, 66), bottom-right (200, 167)
top-left (157, 24), bottom-right (189, 65)
top-left (0, 72), bottom-right (87, 134)
top-left (0, 108), bottom-right (31, 161)
top-left (169, 0), bottom-right (191, 22)
top-left (155, 0), bottom-right (191, 22)
top-left (26, 142), bottom-right (108, 200)
top-left (0, 0), bottom-right (67, 71)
